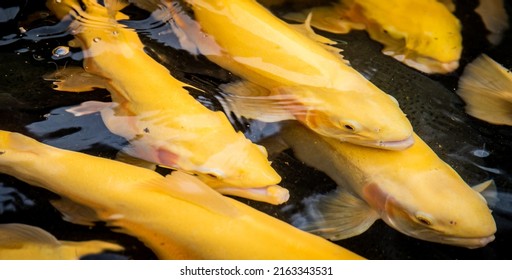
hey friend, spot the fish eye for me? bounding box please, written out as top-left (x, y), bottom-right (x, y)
top-left (415, 214), bottom-right (433, 226)
top-left (206, 173), bottom-right (219, 179)
top-left (339, 120), bottom-right (361, 132)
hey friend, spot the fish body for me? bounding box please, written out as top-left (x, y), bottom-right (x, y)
top-left (279, 123), bottom-right (496, 248)
top-left (0, 223), bottom-right (123, 260)
top-left (45, 0), bottom-right (287, 204)
top-left (0, 130), bottom-right (363, 260)
top-left (286, 0), bottom-right (462, 74)
top-left (137, 0), bottom-right (414, 150)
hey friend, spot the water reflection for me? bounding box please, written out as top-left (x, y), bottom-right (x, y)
top-left (0, 183), bottom-right (35, 214)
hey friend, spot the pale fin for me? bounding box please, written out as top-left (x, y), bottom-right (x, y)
top-left (256, 132), bottom-right (290, 159)
top-left (66, 101), bottom-right (114, 117)
top-left (287, 12), bottom-right (347, 63)
top-left (216, 185), bottom-right (290, 205)
top-left (284, 6), bottom-right (364, 35)
top-left (291, 188), bottom-right (380, 240)
top-left (457, 54), bottom-right (512, 126)
top-left (50, 197), bottom-right (101, 227)
top-left (115, 150), bottom-right (158, 170)
top-left (141, 171), bottom-right (240, 217)
top-left (218, 81), bottom-right (297, 122)
top-left (473, 179), bottom-right (499, 208)
top-left (146, 0), bottom-right (222, 56)
top-left (0, 223), bottom-right (60, 248)
top-left (475, 0), bottom-right (509, 45)
top-left (43, 66), bottom-right (108, 93)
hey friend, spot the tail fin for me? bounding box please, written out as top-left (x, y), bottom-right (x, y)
top-left (457, 54), bottom-right (512, 125)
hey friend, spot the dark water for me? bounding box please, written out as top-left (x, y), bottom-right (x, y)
top-left (0, 0), bottom-right (511, 259)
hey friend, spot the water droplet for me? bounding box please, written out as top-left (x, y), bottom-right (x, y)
top-left (52, 46), bottom-right (70, 59)
top-left (112, 30), bottom-right (118, 36)
top-left (93, 37), bottom-right (101, 43)
top-left (56, 0), bottom-right (62, 3)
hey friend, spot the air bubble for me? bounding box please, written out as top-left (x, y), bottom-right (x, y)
top-left (52, 46), bottom-right (70, 59)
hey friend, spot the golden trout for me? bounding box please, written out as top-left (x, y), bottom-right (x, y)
top-left (0, 223), bottom-right (123, 260)
top-left (45, 0), bottom-right (287, 204)
top-left (131, 0), bottom-right (414, 150)
top-left (277, 123), bottom-right (496, 248)
top-left (286, 0), bottom-right (462, 74)
top-left (0, 130), bottom-right (364, 260)
top-left (457, 54), bottom-right (512, 126)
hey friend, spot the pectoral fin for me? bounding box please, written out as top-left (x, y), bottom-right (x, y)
top-left (44, 66), bottom-right (108, 92)
top-left (218, 81), bottom-right (297, 122)
top-left (66, 101), bottom-right (115, 117)
top-left (291, 188), bottom-right (380, 240)
top-left (50, 197), bottom-right (101, 226)
top-left (472, 179), bottom-right (499, 208)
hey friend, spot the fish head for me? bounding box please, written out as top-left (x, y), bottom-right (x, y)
top-left (282, 87), bottom-right (414, 150)
top-left (362, 171), bottom-right (496, 248)
top-left (185, 132), bottom-right (285, 204)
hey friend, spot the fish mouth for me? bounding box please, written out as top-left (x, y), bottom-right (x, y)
top-left (350, 134), bottom-right (415, 151)
top-left (215, 184), bottom-right (290, 205)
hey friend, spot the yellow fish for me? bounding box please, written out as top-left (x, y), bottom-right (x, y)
top-left (0, 223), bottom-right (123, 260)
top-left (0, 130), bottom-right (364, 260)
top-left (277, 123), bottom-right (496, 248)
top-left (45, 0), bottom-right (287, 205)
top-left (457, 54), bottom-right (512, 126)
top-left (132, 0), bottom-right (414, 150)
top-left (286, 0), bottom-right (462, 74)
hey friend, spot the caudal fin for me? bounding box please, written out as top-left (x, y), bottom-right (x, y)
top-left (457, 54), bottom-right (512, 126)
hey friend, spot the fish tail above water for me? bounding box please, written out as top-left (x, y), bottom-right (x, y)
top-left (457, 54), bottom-right (512, 126)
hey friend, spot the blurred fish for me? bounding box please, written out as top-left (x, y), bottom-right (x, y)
top-left (275, 122), bottom-right (496, 248)
top-left (0, 223), bottom-right (123, 260)
top-left (285, 0), bottom-right (462, 74)
top-left (0, 130), bottom-right (364, 260)
top-left (457, 54), bottom-right (512, 126)
top-left (475, 0), bottom-right (509, 45)
top-left (44, 0), bottom-right (287, 204)
top-left (131, 0), bottom-right (414, 150)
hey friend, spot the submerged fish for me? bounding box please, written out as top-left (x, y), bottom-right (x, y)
top-left (0, 130), bottom-right (364, 260)
top-left (0, 223), bottom-right (123, 260)
top-left (132, 0), bottom-right (414, 150)
top-left (285, 0), bottom-right (462, 74)
top-left (275, 122), bottom-right (495, 248)
top-left (45, 0), bottom-right (287, 204)
top-left (457, 54), bottom-right (512, 126)
top-left (475, 0), bottom-right (509, 45)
